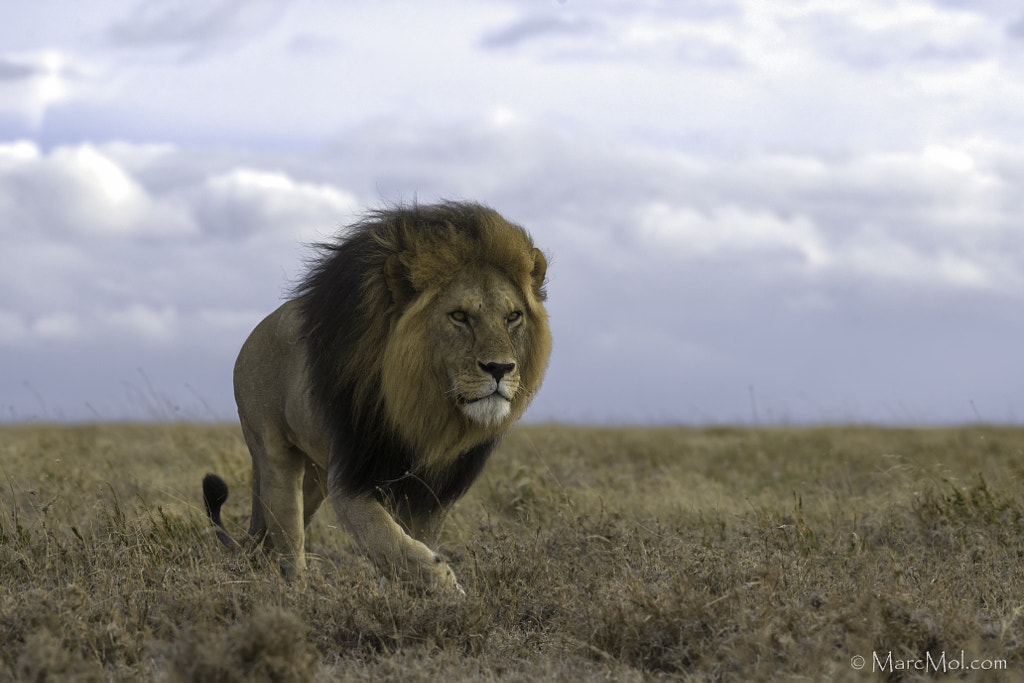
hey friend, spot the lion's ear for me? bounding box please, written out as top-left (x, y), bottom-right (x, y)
top-left (384, 254), bottom-right (415, 308)
top-left (530, 247), bottom-right (548, 301)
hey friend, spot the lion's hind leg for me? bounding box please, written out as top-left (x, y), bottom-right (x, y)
top-left (241, 422), bottom-right (309, 577)
top-left (302, 458), bottom-right (328, 528)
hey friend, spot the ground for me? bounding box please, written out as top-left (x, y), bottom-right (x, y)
top-left (0, 423), bottom-right (1022, 681)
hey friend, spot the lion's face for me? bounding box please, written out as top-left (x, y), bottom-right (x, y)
top-left (378, 220), bottom-right (550, 456)
top-left (429, 267), bottom-right (531, 427)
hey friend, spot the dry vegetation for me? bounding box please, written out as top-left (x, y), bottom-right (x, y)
top-left (1, 423), bottom-right (1023, 681)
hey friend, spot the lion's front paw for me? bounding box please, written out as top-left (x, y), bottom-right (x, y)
top-left (425, 553), bottom-right (466, 598)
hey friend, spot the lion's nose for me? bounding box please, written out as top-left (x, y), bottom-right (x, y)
top-left (480, 361), bottom-right (515, 382)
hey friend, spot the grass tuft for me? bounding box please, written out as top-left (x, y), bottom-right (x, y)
top-left (170, 608), bottom-right (319, 683)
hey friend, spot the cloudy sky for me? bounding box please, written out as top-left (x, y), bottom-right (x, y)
top-left (2, 0), bottom-right (1023, 424)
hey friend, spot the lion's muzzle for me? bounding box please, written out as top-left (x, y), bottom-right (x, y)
top-left (456, 362), bottom-right (518, 426)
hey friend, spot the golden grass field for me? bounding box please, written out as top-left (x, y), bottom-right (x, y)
top-left (1, 423), bottom-right (1023, 681)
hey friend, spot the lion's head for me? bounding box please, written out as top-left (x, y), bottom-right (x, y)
top-left (297, 201), bottom-right (551, 480)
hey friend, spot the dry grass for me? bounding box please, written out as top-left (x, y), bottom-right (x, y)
top-left (1, 423), bottom-right (1023, 681)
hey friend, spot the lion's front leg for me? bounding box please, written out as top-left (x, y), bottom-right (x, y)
top-left (331, 492), bottom-right (463, 595)
top-left (394, 505), bottom-right (449, 549)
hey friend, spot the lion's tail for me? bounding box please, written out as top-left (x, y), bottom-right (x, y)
top-left (202, 473), bottom-right (242, 549)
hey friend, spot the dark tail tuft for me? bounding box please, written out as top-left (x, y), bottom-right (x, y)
top-left (202, 473), bottom-right (237, 548)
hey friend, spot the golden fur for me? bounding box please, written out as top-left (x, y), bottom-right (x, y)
top-left (203, 201), bottom-right (551, 593)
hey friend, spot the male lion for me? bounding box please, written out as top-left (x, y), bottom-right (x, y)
top-left (203, 201), bottom-right (551, 593)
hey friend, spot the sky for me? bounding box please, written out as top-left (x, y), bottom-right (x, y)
top-left (1, 0), bottom-right (1023, 425)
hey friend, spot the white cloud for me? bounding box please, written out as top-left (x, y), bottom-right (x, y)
top-left (197, 307), bottom-right (267, 333)
top-left (480, 0), bottom-right (998, 74)
top-left (0, 141), bottom-right (194, 238)
top-left (686, 147), bottom-right (1011, 295)
top-left (836, 228), bottom-right (993, 289)
top-left (33, 312), bottom-right (83, 341)
top-left (101, 305), bottom-right (179, 342)
top-left (480, 15), bottom-right (603, 50)
top-left (51, 145), bottom-right (149, 230)
top-left (638, 204), bottom-right (828, 267)
top-left (771, 0), bottom-right (994, 68)
top-left (0, 139), bottom-right (40, 163)
top-left (196, 167), bottom-right (359, 240)
top-left (0, 141), bottom-right (364, 244)
top-left (106, 0), bottom-right (289, 56)
top-left (0, 50), bottom-right (94, 126)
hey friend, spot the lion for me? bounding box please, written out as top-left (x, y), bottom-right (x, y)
top-left (202, 201), bottom-right (551, 593)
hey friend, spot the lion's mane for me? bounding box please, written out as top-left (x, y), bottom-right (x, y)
top-left (293, 201), bottom-right (550, 519)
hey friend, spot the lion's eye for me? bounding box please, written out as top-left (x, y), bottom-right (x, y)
top-left (507, 311), bottom-right (523, 324)
top-left (449, 311), bottom-right (469, 324)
